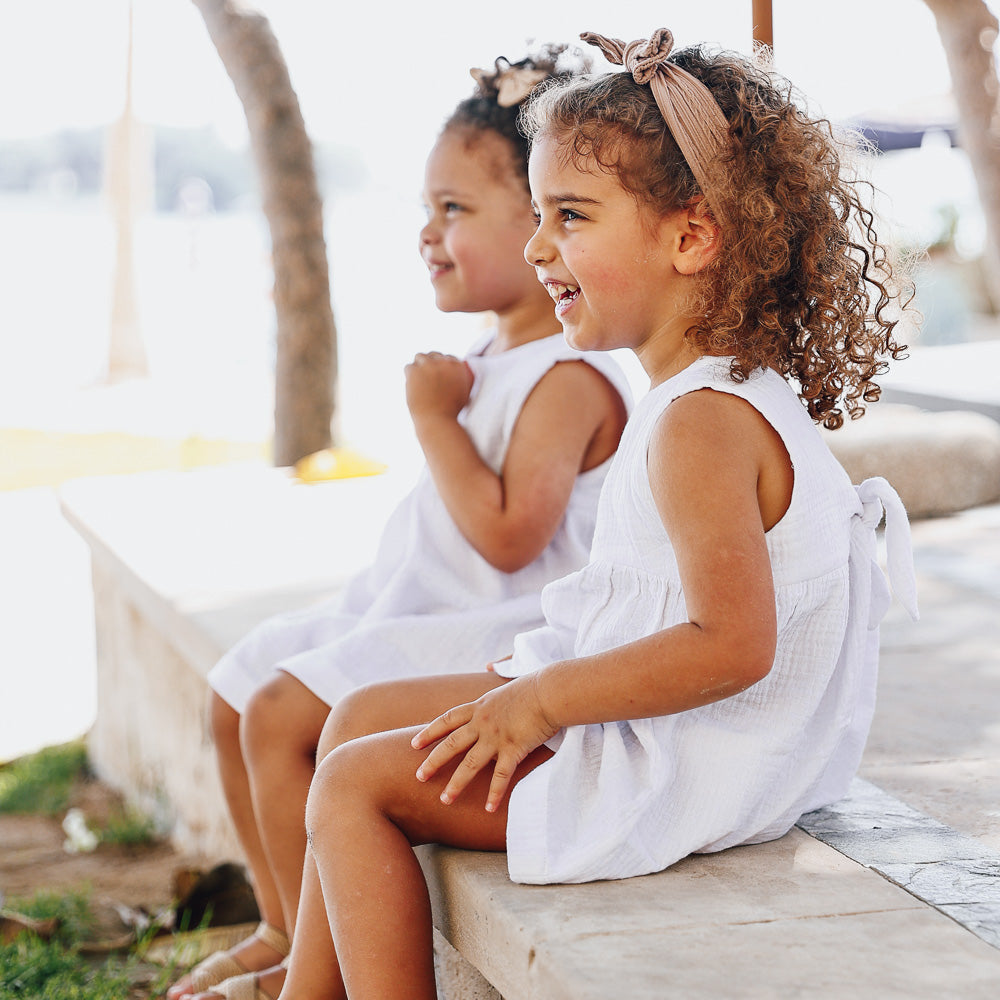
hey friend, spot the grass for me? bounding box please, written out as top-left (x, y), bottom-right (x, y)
top-left (0, 888), bottom-right (170, 999)
top-left (0, 427), bottom-right (270, 492)
top-left (0, 769), bottom-right (175, 997)
top-left (0, 741), bottom-right (89, 816)
top-left (96, 809), bottom-right (159, 849)
top-left (0, 741), bottom-right (159, 848)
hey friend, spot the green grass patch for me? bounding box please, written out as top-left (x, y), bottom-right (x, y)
top-left (0, 889), bottom-right (131, 999)
top-left (0, 741), bottom-right (89, 816)
top-left (1, 888), bottom-right (175, 999)
top-left (0, 934), bottom-right (137, 999)
top-left (7, 887), bottom-right (95, 945)
top-left (96, 809), bottom-right (159, 849)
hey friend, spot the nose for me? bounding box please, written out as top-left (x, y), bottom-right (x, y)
top-left (419, 218), bottom-right (438, 249)
top-left (524, 226), bottom-right (552, 267)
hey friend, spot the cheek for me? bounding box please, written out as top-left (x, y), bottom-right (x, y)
top-left (485, 225), bottom-right (539, 279)
top-left (578, 257), bottom-right (641, 301)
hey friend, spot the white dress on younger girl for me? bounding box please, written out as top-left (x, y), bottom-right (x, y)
top-left (497, 355), bottom-right (918, 885)
top-left (208, 333), bottom-right (631, 713)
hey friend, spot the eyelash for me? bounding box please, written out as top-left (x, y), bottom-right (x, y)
top-left (532, 207), bottom-right (586, 227)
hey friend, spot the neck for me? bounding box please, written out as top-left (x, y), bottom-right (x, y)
top-left (637, 314), bottom-right (707, 388)
top-left (488, 295), bottom-right (563, 354)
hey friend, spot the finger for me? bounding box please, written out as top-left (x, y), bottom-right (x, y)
top-left (414, 725), bottom-right (476, 783)
top-left (485, 752), bottom-right (520, 813)
top-left (486, 654), bottom-right (512, 673)
top-left (440, 743), bottom-right (497, 806)
top-left (411, 704), bottom-right (473, 750)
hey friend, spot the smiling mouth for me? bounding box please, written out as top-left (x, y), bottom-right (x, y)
top-left (427, 262), bottom-right (453, 280)
top-left (546, 281), bottom-right (580, 311)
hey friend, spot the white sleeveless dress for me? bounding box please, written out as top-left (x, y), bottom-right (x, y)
top-left (498, 356), bottom-right (918, 885)
top-left (208, 333), bottom-right (632, 713)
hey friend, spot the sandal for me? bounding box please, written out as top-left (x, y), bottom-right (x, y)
top-left (171, 922), bottom-right (289, 997)
top-left (216, 971), bottom-right (276, 1000)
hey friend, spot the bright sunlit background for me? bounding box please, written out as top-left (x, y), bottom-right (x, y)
top-left (1, 0), bottom-right (996, 759)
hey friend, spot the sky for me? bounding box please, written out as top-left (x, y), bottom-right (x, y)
top-left (1, 1), bottom-right (990, 181)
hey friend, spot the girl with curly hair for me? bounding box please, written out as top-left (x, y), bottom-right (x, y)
top-left (274, 28), bottom-right (919, 1000)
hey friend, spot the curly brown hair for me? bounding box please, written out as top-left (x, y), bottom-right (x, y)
top-left (521, 45), bottom-right (912, 428)
top-left (443, 45), bottom-right (589, 194)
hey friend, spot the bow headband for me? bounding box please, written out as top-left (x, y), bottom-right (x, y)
top-left (470, 58), bottom-right (548, 108)
top-left (581, 29), bottom-right (730, 219)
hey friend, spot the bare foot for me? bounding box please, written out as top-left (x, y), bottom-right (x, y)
top-left (166, 924), bottom-right (289, 1000)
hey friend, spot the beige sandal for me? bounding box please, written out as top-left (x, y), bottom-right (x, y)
top-left (181, 922), bottom-right (290, 996)
top-left (216, 971), bottom-right (275, 1000)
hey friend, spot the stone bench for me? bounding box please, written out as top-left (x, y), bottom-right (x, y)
top-left (821, 403), bottom-right (1000, 519)
top-left (60, 463), bottom-right (1000, 998)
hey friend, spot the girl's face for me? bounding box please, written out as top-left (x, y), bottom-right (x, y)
top-left (419, 128), bottom-right (541, 316)
top-left (525, 133), bottom-right (701, 380)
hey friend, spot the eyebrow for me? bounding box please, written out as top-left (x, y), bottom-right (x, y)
top-left (534, 192), bottom-right (602, 207)
top-left (425, 187), bottom-right (472, 201)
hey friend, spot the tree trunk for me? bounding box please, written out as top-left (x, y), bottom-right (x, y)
top-left (923, 0), bottom-right (1000, 309)
top-left (191, 0), bottom-right (337, 465)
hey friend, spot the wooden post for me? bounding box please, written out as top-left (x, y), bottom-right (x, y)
top-left (106, 0), bottom-right (150, 382)
top-left (753, 0), bottom-right (774, 54)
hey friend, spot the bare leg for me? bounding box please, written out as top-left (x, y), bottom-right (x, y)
top-left (166, 693), bottom-right (288, 1000)
top-left (241, 671), bottom-right (332, 935)
top-left (283, 674), bottom-right (552, 1000)
top-left (275, 851), bottom-right (345, 1000)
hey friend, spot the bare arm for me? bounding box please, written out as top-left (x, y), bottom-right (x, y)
top-left (406, 354), bottom-right (626, 573)
top-left (415, 389), bottom-right (791, 811)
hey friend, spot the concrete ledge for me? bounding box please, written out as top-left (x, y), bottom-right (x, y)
top-left (418, 822), bottom-right (1000, 998)
top-left (822, 404), bottom-right (1000, 518)
top-left (59, 463), bottom-right (406, 856)
top-left (61, 465), bottom-right (1000, 998)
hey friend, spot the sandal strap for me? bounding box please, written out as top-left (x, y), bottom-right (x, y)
top-left (217, 971), bottom-right (276, 1000)
top-left (252, 921), bottom-right (290, 956)
top-left (188, 951), bottom-right (247, 993)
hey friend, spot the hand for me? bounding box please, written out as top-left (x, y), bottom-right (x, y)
top-left (412, 674), bottom-right (559, 813)
top-left (404, 352), bottom-right (474, 420)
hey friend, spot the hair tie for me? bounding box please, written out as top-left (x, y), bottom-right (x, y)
top-left (581, 28), bottom-right (730, 220)
top-left (470, 58), bottom-right (549, 108)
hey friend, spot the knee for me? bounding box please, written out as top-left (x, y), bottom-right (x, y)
top-left (210, 691), bottom-right (240, 754)
top-left (241, 673), bottom-right (312, 764)
top-left (305, 742), bottom-right (363, 836)
top-left (316, 683), bottom-right (394, 762)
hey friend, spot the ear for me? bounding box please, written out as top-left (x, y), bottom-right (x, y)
top-left (669, 198), bottom-right (721, 275)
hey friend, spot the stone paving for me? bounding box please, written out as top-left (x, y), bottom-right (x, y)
top-left (803, 500), bottom-right (1000, 961)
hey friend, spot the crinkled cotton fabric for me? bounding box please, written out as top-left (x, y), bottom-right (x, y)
top-left (497, 357), bottom-right (917, 885)
top-left (207, 334), bottom-right (632, 713)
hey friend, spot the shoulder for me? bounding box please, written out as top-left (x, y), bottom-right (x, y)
top-left (650, 388), bottom-right (773, 490)
top-left (655, 386), bottom-right (764, 444)
top-left (528, 357), bottom-right (628, 415)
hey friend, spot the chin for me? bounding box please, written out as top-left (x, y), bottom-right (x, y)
top-left (433, 296), bottom-right (463, 314)
top-left (563, 327), bottom-right (598, 353)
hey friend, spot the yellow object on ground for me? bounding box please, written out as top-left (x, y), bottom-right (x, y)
top-left (0, 428), bottom-right (270, 492)
top-left (293, 447), bottom-right (387, 483)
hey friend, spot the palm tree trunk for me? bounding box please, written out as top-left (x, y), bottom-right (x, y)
top-left (923, 0), bottom-right (1000, 310)
top-left (191, 0), bottom-right (337, 465)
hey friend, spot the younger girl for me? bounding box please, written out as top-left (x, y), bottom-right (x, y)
top-left (170, 48), bottom-right (630, 1000)
top-left (276, 28), bottom-right (919, 1000)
